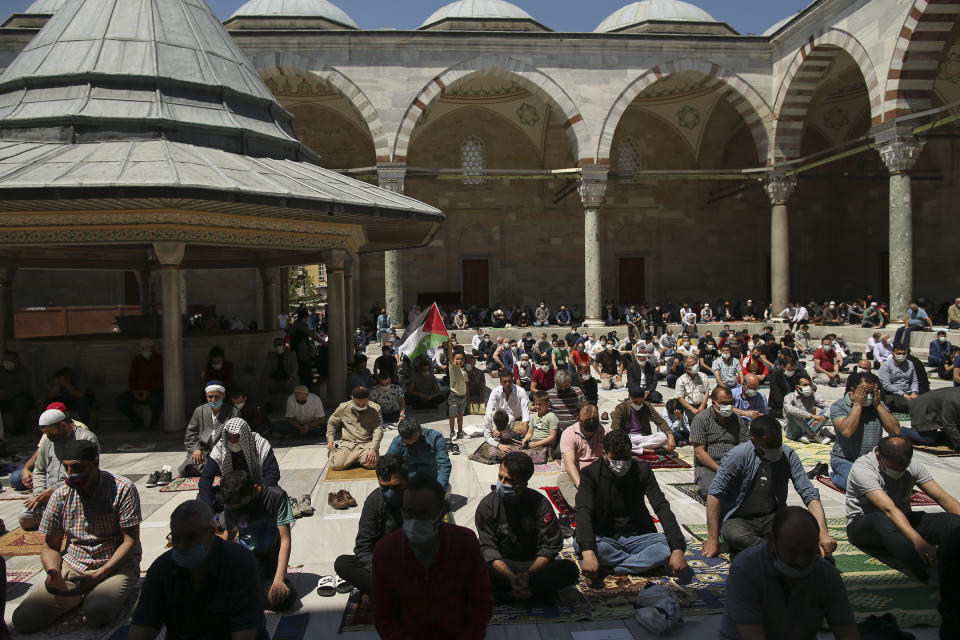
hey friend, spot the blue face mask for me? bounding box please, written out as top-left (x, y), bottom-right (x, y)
top-left (496, 481), bottom-right (517, 500)
top-left (381, 487), bottom-right (403, 508)
top-left (209, 399), bottom-right (223, 409)
top-left (172, 544), bottom-right (208, 569)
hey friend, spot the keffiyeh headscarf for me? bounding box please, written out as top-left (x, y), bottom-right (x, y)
top-left (211, 417), bottom-right (271, 484)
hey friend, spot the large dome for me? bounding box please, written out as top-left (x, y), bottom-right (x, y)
top-left (595, 1), bottom-right (717, 33)
top-left (24, 0), bottom-right (70, 13)
top-left (229, 0), bottom-right (357, 28)
top-left (420, 0), bottom-right (546, 31)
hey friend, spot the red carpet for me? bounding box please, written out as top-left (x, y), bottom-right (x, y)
top-left (816, 475), bottom-right (937, 507)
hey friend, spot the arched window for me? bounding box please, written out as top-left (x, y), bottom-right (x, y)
top-left (461, 136), bottom-right (486, 185)
top-left (617, 137), bottom-right (642, 183)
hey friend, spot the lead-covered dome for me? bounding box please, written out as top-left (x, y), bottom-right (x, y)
top-left (226, 0), bottom-right (358, 29)
top-left (595, 1), bottom-right (735, 35)
top-left (1, 0), bottom-right (69, 28)
top-left (420, 0), bottom-right (549, 31)
top-left (24, 0), bottom-right (70, 13)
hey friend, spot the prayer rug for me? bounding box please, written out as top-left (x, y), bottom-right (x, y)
top-left (469, 442), bottom-right (548, 465)
top-left (534, 460), bottom-right (562, 475)
top-left (107, 612), bottom-right (301, 640)
top-left (816, 475), bottom-right (938, 507)
top-left (784, 440), bottom-right (833, 468)
top-left (0, 528), bottom-right (48, 557)
top-left (323, 467), bottom-right (378, 482)
top-left (157, 476), bottom-right (219, 492)
top-left (684, 519), bottom-right (939, 627)
top-left (634, 452), bottom-right (691, 470)
top-left (6, 569), bottom-right (39, 583)
top-left (914, 443), bottom-right (960, 457)
top-left (541, 486), bottom-right (574, 521)
top-left (115, 443), bottom-right (156, 453)
top-left (669, 482), bottom-right (706, 506)
top-left (0, 489), bottom-right (30, 500)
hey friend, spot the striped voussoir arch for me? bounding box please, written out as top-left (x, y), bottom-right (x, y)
top-left (248, 52), bottom-right (392, 162)
top-left (391, 54), bottom-right (593, 165)
top-left (596, 58), bottom-right (772, 165)
top-left (884, 0), bottom-right (960, 121)
top-left (772, 28), bottom-right (882, 161)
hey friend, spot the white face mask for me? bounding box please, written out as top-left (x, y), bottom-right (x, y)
top-left (939, 336), bottom-right (947, 342)
top-left (140, 350), bottom-right (152, 359)
top-left (352, 402), bottom-right (367, 412)
top-left (783, 368), bottom-right (796, 378)
top-left (894, 354), bottom-right (907, 363)
top-left (856, 366), bottom-right (869, 374)
top-left (607, 459), bottom-right (631, 477)
top-left (541, 365), bottom-right (550, 372)
top-left (799, 386), bottom-right (813, 397)
top-left (821, 345), bottom-right (832, 352)
top-left (233, 401), bottom-right (245, 410)
top-left (745, 388), bottom-right (758, 398)
top-left (275, 346), bottom-right (284, 355)
top-left (465, 364), bottom-right (474, 371)
top-left (212, 362), bottom-right (223, 370)
top-left (227, 439), bottom-right (243, 453)
top-left (1, 361), bottom-right (14, 371)
top-left (715, 403), bottom-right (734, 417)
top-left (722, 353), bottom-right (731, 361)
top-left (402, 518), bottom-right (439, 546)
top-left (631, 401), bottom-right (645, 411)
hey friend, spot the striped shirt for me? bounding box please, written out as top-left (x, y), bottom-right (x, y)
top-left (547, 386), bottom-right (587, 431)
top-left (40, 471), bottom-right (142, 573)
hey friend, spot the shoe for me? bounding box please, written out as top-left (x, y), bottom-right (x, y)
top-left (800, 436), bottom-right (811, 444)
top-left (819, 428), bottom-right (836, 440)
top-left (336, 576), bottom-right (353, 594)
top-left (299, 494), bottom-right (315, 517)
top-left (806, 462), bottom-right (828, 479)
top-left (145, 471), bottom-right (160, 488)
top-left (457, 431), bottom-right (466, 441)
top-left (157, 467), bottom-right (173, 487)
top-left (339, 490), bottom-right (357, 508)
top-left (328, 492), bottom-right (348, 510)
top-left (290, 496), bottom-right (303, 518)
top-left (829, 379), bottom-right (839, 387)
top-left (816, 435), bottom-right (833, 446)
top-left (449, 442), bottom-right (460, 455)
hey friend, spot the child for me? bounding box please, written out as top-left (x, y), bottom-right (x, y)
top-left (661, 398), bottom-right (690, 446)
top-left (448, 350), bottom-right (467, 441)
top-left (522, 390), bottom-right (558, 455)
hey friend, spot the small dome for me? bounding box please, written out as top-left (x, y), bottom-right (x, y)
top-left (763, 13), bottom-right (797, 36)
top-left (229, 0), bottom-right (358, 28)
top-left (420, 0), bottom-right (536, 28)
top-left (24, 0), bottom-right (70, 13)
top-left (595, 0), bottom-right (716, 33)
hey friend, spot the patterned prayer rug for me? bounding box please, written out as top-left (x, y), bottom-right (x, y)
top-left (683, 519), bottom-right (939, 627)
top-left (634, 452), bottom-right (691, 470)
top-left (468, 442), bottom-right (548, 465)
top-left (0, 528), bottom-right (47, 557)
top-left (541, 486), bottom-right (574, 522)
top-left (784, 440), bottom-right (833, 468)
top-left (6, 569), bottom-right (39, 583)
top-left (914, 443), bottom-right (960, 457)
top-left (157, 476), bottom-right (220, 492)
top-left (534, 460), bottom-right (563, 475)
top-left (816, 475), bottom-right (938, 507)
top-left (0, 489), bottom-right (31, 500)
top-left (323, 467), bottom-right (378, 482)
top-left (669, 482), bottom-right (706, 506)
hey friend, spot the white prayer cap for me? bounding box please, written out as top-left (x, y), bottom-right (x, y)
top-left (204, 381), bottom-right (226, 393)
top-left (39, 409), bottom-right (66, 426)
top-left (294, 385), bottom-right (309, 394)
top-left (225, 417), bottom-right (249, 435)
top-left (871, 302), bottom-right (878, 307)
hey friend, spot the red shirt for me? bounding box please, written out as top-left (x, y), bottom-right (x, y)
top-left (129, 354), bottom-right (163, 391)
top-left (373, 523), bottom-right (493, 640)
top-left (739, 355), bottom-right (769, 378)
top-left (570, 349), bottom-right (591, 368)
top-left (532, 367), bottom-right (555, 391)
top-left (813, 347), bottom-right (837, 373)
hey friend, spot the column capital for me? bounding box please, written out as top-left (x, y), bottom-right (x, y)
top-left (876, 136), bottom-right (925, 174)
top-left (377, 162), bottom-right (407, 193)
top-left (761, 171), bottom-right (797, 206)
top-left (152, 242), bottom-right (185, 266)
top-left (578, 165), bottom-right (609, 209)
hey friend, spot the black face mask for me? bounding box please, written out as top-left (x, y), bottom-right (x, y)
top-left (581, 418), bottom-right (600, 434)
top-left (296, 399), bottom-right (307, 405)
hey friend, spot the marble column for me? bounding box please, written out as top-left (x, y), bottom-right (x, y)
top-left (762, 172), bottom-right (798, 316)
top-left (260, 267), bottom-right (278, 332)
top-left (0, 266), bottom-right (16, 351)
top-left (579, 166), bottom-right (608, 326)
top-left (877, 134), bottom-right (925, 320)
top-left (153, 242), bottom-right (185, 434)
top-left (327, 255), bottom-right (347, 404)
top-left (344, 265), bottom-right (355, 360)
top-left (378, 163), bottom-right (406, 329)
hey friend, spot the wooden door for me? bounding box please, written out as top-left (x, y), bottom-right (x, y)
top-left (462, 259), bottom-right (490, 307)
top-left (618, 257), bottom-right (645, 304)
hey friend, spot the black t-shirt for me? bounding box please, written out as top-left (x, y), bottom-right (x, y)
top-left (762, 340), bottom-right (780, 363)
top-left (565, 332), bottom-right (580, 349)
top-left (700, 347), bottom-right (719, 367)
top-left (223, 486), bottom-right (291, 575)
top-left (596, 350), bottom-right (622, 375)
top-left (521, 337), bottom-right (536, 353)
top-left (733, 460), bottom-right (777, 518)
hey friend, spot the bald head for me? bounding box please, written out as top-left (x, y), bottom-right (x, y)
top-left (771, 506), bottom-right (820, 573)
top-left (744, 374), bottom-right (760, 390)
top-left (877, 436), bottom-right (913, 470)
top-left (579, 404), bottom-right (598, 421)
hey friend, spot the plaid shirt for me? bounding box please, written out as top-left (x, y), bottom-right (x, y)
top-left (40, 471), bottom-right (142, 573)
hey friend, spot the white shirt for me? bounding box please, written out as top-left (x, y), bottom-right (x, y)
top-left (472, 334), bottom-right (483, 351)
top-left (485, 385), bottom-right (530, 422)
top-left (286, 393), bottom-right (325, 424)
top-left (874, 341), bottom-right (893, 365)
top-left (792, 307), bottom-right (809, 322)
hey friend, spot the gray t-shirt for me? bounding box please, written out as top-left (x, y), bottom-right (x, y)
top-left (845, 451), bottom-right (933, 523)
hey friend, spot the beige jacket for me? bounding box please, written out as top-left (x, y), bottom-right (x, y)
top-left (327, 400), bottom-right (384, 450)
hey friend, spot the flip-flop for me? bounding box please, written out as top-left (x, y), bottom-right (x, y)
top-left (316, 575), bottom-right (337, 597)
top-left (336, 576), bottom-right (353, 594)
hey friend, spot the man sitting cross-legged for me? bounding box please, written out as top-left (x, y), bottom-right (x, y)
top-left (703, 415), bottom-right (836, 558)
top-left (220, 470), bottom-right (297, 612)
top-left (783, 375), bottom-right (834, 445)
top-left (845, 436), bottom-right (960, 583)
top-left (609, 385), bottom-right (675, 456)
top-left (690, 386), bottom-right (750, 500)
top-left (180, 381), bottom-right (237, 477)
top-left (386, 417), bottom-right (451, 492)
top-left (327, 386), bottom-right (383, 471)
top-left (128, 500), bottom-right (268, 640)
top-left (198, 417), bottom-right (280, 513)
top-left (12, 440), bottom-right (141, 633)
top-left (476, 452), bottom-right (580, 604)
top-left (719, 506), bottom-right (858, 640)
top-left (332, 454), bottom-right (407, 600)
top-left (556, 404), bottom-right (606, 510)
top-left (575, 430), bottom-right (689, 580)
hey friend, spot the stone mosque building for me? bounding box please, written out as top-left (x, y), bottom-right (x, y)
top-left (1, 0), bottom-right (959, 329)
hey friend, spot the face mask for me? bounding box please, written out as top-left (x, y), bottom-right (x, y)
top-left (209, 399), bottom-right (223, 409)
top-left (883, 466), bottom-right (905, 480)
top-left (275, 346), bottom-right (284, 355)
top-left (381, 487), bottom-right (403, 508)
top-left (541, 365), bottom-right (550, 372)
top-left (465, 363), bottom-right (474, 371)
top-left (631, 401), bottom-right (645, 411)
top-left (939, 336), bottom-right (947, 343)
top-left (65, 473), bottom-right (88, 489)
top-left (799, 386), bottom-right (813, 397)
top-left (485, 338), bottom-right (491, 343)
top-left (1, 361), bottom-right (14, 371)
top-left (511, 347), bottom-right (518, 352)
top-left (894, 354), bottom-right (907, 363)
top-left (606, 345), bottom-right (615, 351)
top-left (580, 373), bottom-right (591, 381)
top-left (496, 481), bottom-right (517, 500)
top-left (715, 403), bottom-right (733, 417)
top-left (829, 304), bottom-right (836, 309)
top-left (233, 401), bottom-right (245, 410)
top-left (722, 353), bottom-right (731, 361)
top-left (227, 439), bottom-right (243, 453)
top-left (687, 367), bottom-right (698, 374)
top-left (296, 398), bottom-right (307, 405)
top-left (172, 543), bottom-right (209, 569)
top-left (581, 418), bottom-right (600, 434)
top-left (140, 350), bottom-right (152, 359)
top-left (783, 369), bottom-right (796, 378)
top-left (773, 547), bottom-right (814, 579)
top-left (821, 345), bottom-right (832, 352)
top-left (212, 362), bottom-right (223, 370)
top-left (352, 402), bottom-right (367, 412)
top-left (607, 459), bottom-right (631, 477)
top-left (402, 518), bottom-right (439, 546)
top-left (856, 367), bottom-right (869, 374)
top-left (745, 388), bottom-right (758, 398)
top-left (761, 446), bottom-right (783, 463)
top-left (864, 393), bottom-right (874, 405)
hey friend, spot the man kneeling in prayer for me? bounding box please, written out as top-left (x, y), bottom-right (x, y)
top-left (574, 430), bottom-right (688, 580)
top-left (720, 506), bottom-right (858, 640)
top-left (476, 452), bottom-right (579, 603)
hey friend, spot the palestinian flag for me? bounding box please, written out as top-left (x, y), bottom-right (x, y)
top-left (398, 303), bottom-right (449, 360)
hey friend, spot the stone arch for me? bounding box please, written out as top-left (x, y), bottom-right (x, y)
top-left (772, 28), bottom-right (882, 161)
top-left (597, 58), bottom-right (773, 165)
top-left (392, 54), bottom-right (593, 165)
top-left (248, 52), bottom-right (390, 161)
top-left (884, 0), bottom-right (958, 120)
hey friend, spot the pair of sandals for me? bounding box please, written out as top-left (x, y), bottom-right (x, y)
top-left (317, 574), bottom-right (353, 597)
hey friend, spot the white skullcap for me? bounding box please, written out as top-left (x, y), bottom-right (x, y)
top-left (204, 382), bottom-right (226, 393)
top-left (39, 409), bottom-right (66, 426)
top-left (294, 385), bottom-right (309, 394)
top-left (225, 417), bottom-right (250, 435)
top-left (871, 302), bottom-right (878, 307)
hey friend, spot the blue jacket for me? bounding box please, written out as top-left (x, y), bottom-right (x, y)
top-left (929, 339), bottom-right (952, 365)
top-left (709, 441), bottom-right (820, 522)
top-left (386, 427), bottom-right (452, 488)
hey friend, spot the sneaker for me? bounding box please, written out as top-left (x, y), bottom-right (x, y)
top-left (449, 442), bottom-right (460, 455)
top-left (816, 434), bottom-right (833, 446)
top-left (145, 471), bottom-right (160, 488)
top-left (800, 435), bottom-right (811, 444)
top-left (819, 428), bottom-right (836, 440)
top-left (299, 494), bottom-right (315, 517)
top-left (457, 430), bottom-right (466, 440)
top-left (290, 496), bottom-right (303, 518)
top-left (157, 467), bottom-right (173, 487)
top-left (451, 432), bottom-right (460, 441)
